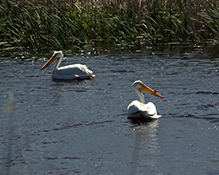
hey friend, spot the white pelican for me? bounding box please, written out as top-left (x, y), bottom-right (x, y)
top-left (127, 80), bottom-right (163, 119)
top-left (41, 51), bottom-right (95, 80)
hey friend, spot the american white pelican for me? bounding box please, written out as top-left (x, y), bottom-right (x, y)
top-left (127, 80), bottom-right (163, 119)
top-left (41, 51), bottom-right (95, 80)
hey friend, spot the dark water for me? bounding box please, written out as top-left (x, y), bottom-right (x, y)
top-left (1, 47), bottom-right (219, 174)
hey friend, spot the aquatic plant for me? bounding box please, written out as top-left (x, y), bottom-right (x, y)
top-left (199, 9), bottom-right (219, 43)
top-left (0, 0), bottom-right (218, 53)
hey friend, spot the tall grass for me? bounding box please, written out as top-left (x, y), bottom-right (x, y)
top-left (0, 0), bottom-right (219, 53)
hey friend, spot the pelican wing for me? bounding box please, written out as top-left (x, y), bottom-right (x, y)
top-left (127, 100), bottom-right (161, 119)
top-left (146, 102), bottom-right (161, 118)
top-left (54, 64), bottom-right (94, 79)
top-left (127, 100), bottom-right (147, 114)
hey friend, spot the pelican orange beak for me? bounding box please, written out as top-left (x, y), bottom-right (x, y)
top-left (41, 54), bottom-right (59, 70)
top-left (138, 82), bottom-right (163, 98)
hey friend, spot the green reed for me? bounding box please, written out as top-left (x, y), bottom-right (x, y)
top-left (199, 9), bottom-right (219, 43)
top-left (0, 0), bottom-right (218, 52)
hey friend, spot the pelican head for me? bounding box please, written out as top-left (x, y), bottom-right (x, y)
top-left (41, 51), bottom-right (63, 70)
top-left (132, 80), bottom-right (163, 98)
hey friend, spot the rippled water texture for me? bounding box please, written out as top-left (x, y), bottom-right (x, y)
top-left (1, 47), bottom-right (219, 174)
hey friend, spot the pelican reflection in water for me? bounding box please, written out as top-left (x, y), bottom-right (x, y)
top-left (131, 120), bottom-right (160, 174)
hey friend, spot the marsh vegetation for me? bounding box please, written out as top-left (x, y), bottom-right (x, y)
top-left (0, 0), bottom-right (219, 53)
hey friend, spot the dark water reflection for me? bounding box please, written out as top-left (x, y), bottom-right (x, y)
top-left (1, 46), bottom-right (219, 174)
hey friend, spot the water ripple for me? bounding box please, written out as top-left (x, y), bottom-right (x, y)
top-left (174, 113), bottom-right (219, 123)
top-left (196, 91), bottom-right (219, 95)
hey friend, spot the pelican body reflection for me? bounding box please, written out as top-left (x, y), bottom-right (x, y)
top-left (130, 120), bottom-right (160, 175)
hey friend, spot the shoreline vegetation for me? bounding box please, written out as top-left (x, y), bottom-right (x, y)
top-left (0, 0), bottom-right (219, 55)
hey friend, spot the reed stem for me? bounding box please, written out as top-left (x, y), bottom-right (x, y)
top-left (0, 0), bottom-right (218, 52)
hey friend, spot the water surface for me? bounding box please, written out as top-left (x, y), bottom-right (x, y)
top-left (1, 47), bottom-right (219, 174)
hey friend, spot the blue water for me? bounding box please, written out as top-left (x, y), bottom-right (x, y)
top-left (1, 46), bottom-right (219, 174)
